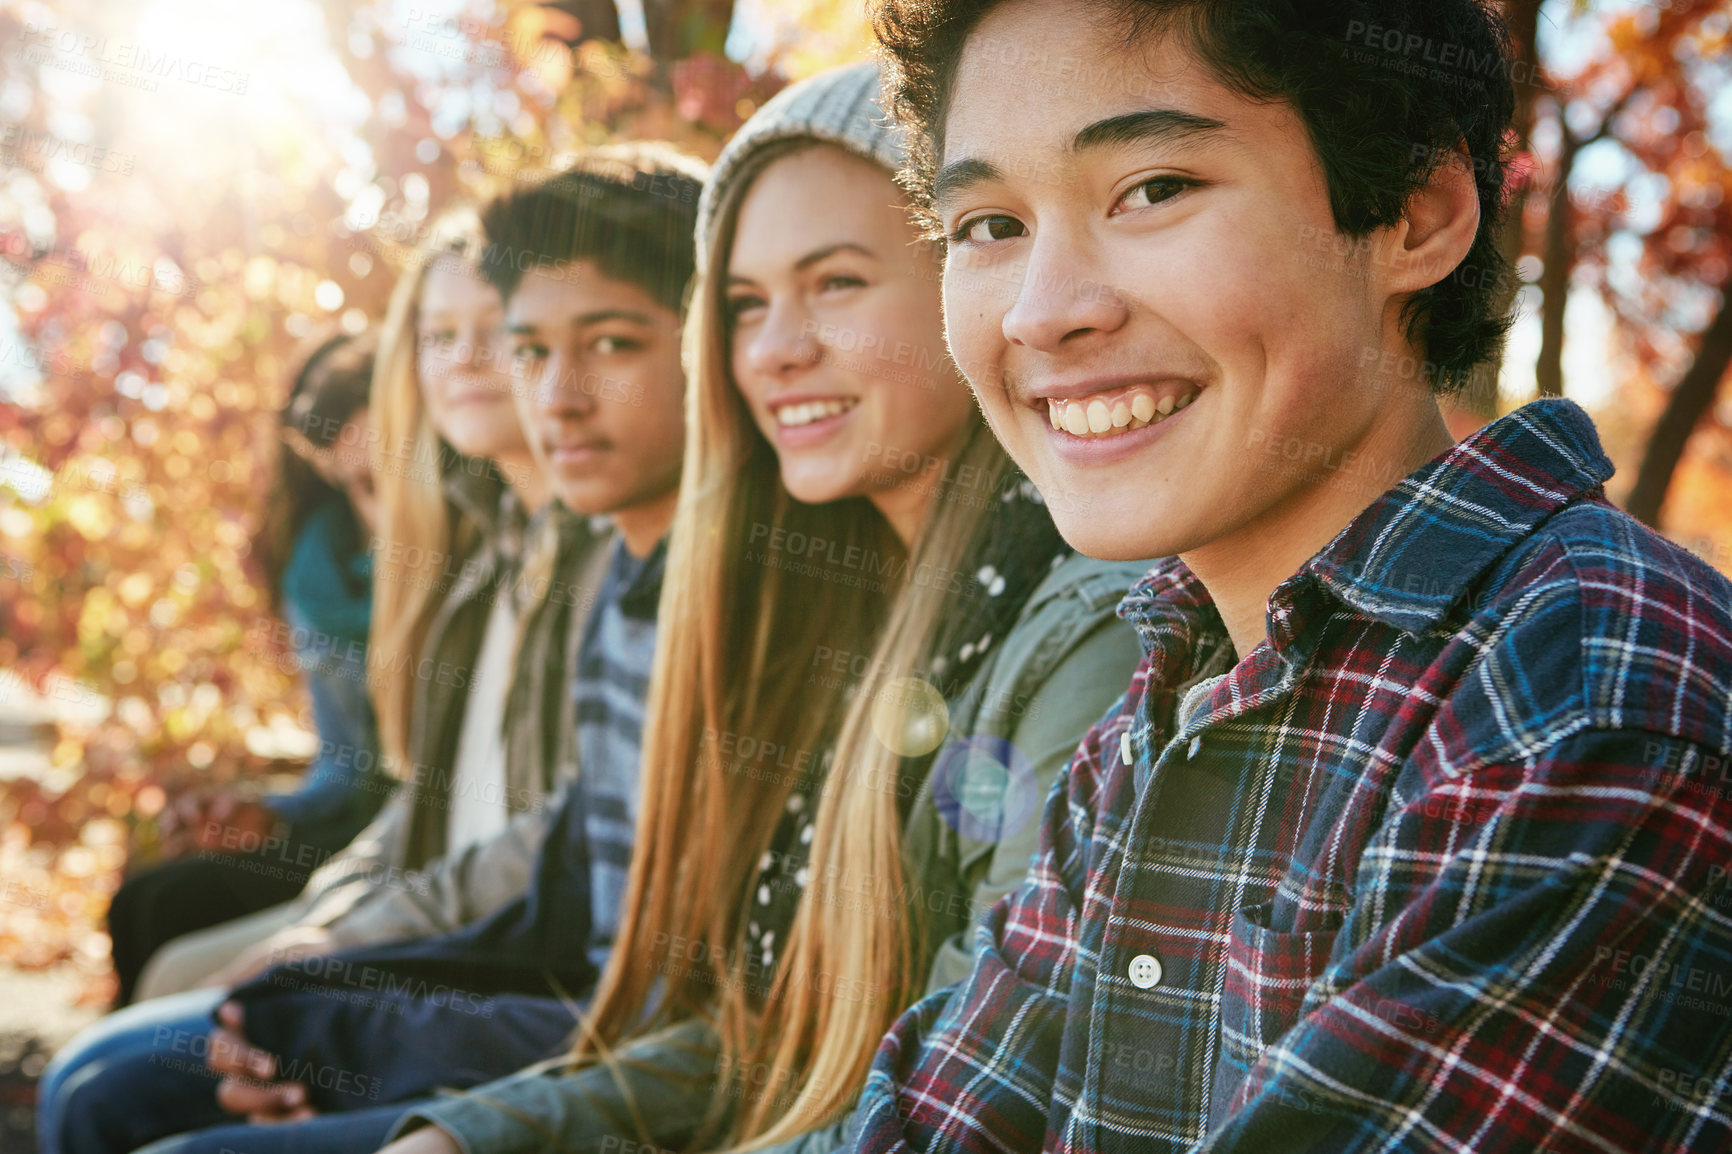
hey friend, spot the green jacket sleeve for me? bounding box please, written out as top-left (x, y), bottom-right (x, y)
top-left (753, 560), bottom-right (1148, 1154)
top-left (321, 803), bottom-right (553, 951)
top-left (921, 600), bottom-right (1145, 993)
top-left (389, 1019), bottom-right (721, 1154)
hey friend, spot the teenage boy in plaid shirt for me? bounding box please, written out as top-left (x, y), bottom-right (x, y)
top-left (839, 0), bottom-right (1732, 1151)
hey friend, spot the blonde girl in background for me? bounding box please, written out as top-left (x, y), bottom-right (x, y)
top-left (39, 207), bottom-right (607, 1154)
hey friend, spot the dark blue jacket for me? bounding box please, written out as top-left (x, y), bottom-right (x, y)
top-left (224, 537), bottom-right (668, 1111)
top-left (227, 781), bottom-right (599, 1109)
top-left (270, 500), bottom-right (389, 851)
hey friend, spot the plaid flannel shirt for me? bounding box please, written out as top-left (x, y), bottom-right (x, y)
top-left (851, 399), bottom-right (1732, 1154)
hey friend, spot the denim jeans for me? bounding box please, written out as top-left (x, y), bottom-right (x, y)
top-left (36, 988), bottom-right (228, 1154)
top-left (38, 987), bottom-right (579, 1154)
top-left (132, 1102), bottom-right (410, 1154)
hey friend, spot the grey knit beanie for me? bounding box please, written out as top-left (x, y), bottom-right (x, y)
top-left (694, 60), bottom-right (907, 270)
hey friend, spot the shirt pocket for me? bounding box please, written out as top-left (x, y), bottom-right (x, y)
top-left (1217, 901), bottom-right (1343, 1082)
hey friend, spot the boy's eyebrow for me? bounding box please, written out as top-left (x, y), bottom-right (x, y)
top-left (508, 308), bottom-right (656, 334)
top-left (571, 308), bottom-right (656, 326)
top-left (1071, 108), bottom-right (1230, 153)
top-left (934, 109), bottom-right (1231, 207)
top-left (933, 158), bottom-right (1001, 208)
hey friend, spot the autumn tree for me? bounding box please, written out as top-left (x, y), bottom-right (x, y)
top-left (0, 0), bottom-right (852, 974)
top-left (1554, 3), bottom-right (1731, 526)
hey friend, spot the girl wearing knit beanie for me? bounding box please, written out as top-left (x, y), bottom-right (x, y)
top-left (375, 62), bottom-right (1143, 1154)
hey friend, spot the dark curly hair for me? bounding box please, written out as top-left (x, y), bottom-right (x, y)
top-left (479, 141), bottom-right (708, 312)
top-left (873, 0), bottom-right (1519, 390)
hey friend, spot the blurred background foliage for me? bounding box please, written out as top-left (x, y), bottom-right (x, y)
top-left (0, 0), bottom-right (1726, 998)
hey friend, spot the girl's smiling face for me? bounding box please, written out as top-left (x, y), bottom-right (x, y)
top-left (416, 256), bottom-right (527, 461)
top-left (726, 145), bottom-right (975, 538)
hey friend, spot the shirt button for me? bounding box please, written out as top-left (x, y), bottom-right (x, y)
top-left (1119, 731), bottom-right (1133, 766)
top-left (1127, 953), bottom-right (1163, 989)
top-left (1187, 737), bottom-right (1202, 760)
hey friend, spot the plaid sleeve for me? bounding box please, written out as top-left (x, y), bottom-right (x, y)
top-left (852, 671), bottom-right (1143, 1154)
top-left (1200, 726), bottom-right (1732, 1153)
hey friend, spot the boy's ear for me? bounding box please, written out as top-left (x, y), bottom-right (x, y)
top-left (1379, 140), bottom-right (1481, 296)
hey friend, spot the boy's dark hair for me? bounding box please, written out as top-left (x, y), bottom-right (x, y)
top-left (479, 141), bottom-right (708, 311)
top-left (874, 0), bottom-right (1518, 390)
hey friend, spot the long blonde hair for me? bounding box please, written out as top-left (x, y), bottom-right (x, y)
top-left (733, 423), bottom-right (1012, 1147)
top-left (575, 140), bottom-right (1018, 1149)
top-left (577, 136), bottom-right (901, 1059)
top-left (366, 208), bottom-right (495, 771)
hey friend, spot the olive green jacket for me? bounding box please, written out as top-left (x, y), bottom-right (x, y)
top-left (906, 552), bottom-right (1149, 993)
top-left (289, 474), bottom-right (611, 950)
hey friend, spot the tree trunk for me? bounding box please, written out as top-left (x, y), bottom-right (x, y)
top-left (546, 0), bottom-right (622, 45)
top-left (1503, 0), bottom-right (1543, 146)
top-left (641, 0), bottom-right (734, 74)
top-left (1626, 276), bottom-right (1732, 526)
top-left (1533, 124), bottom-right (1581, 399)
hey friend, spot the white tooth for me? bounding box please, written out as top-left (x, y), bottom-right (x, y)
top-left (1111, 400), bottom-right (1132, 428)
top-left (1063, 404), bottom-right (1090, 436)
top-left (1156, 394), bottom-right (1175, 415)
top-left (1049, 399), bottom-right (1061, 429)
top-left (1176, 392), bottom-right (1193, 410)
top-left (1087, 400), bottom-right (1111, 434)
top-left (1130, 393), bottom-right (1156, 423)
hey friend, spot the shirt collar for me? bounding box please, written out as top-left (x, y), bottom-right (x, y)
top-left (1120, 399), bottom-right (1613, 649)
top-left (611, 535), bottom-right (668, 620)
top-left (1299, 398), bottom-right (1611, 638)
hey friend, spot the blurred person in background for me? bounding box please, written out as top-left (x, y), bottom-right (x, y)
top-left (95, 141), bottom-right (704, 1154)
top-left (36, 205), bottom-right (613, 1154)
top-left (105, 328), bottom-right (390, 1008)
top-left (130, 206), bottom-right (584, 1002)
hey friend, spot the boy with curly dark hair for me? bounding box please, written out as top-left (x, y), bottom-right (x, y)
top-left (843, 1), bottom-right (1732, 1151)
